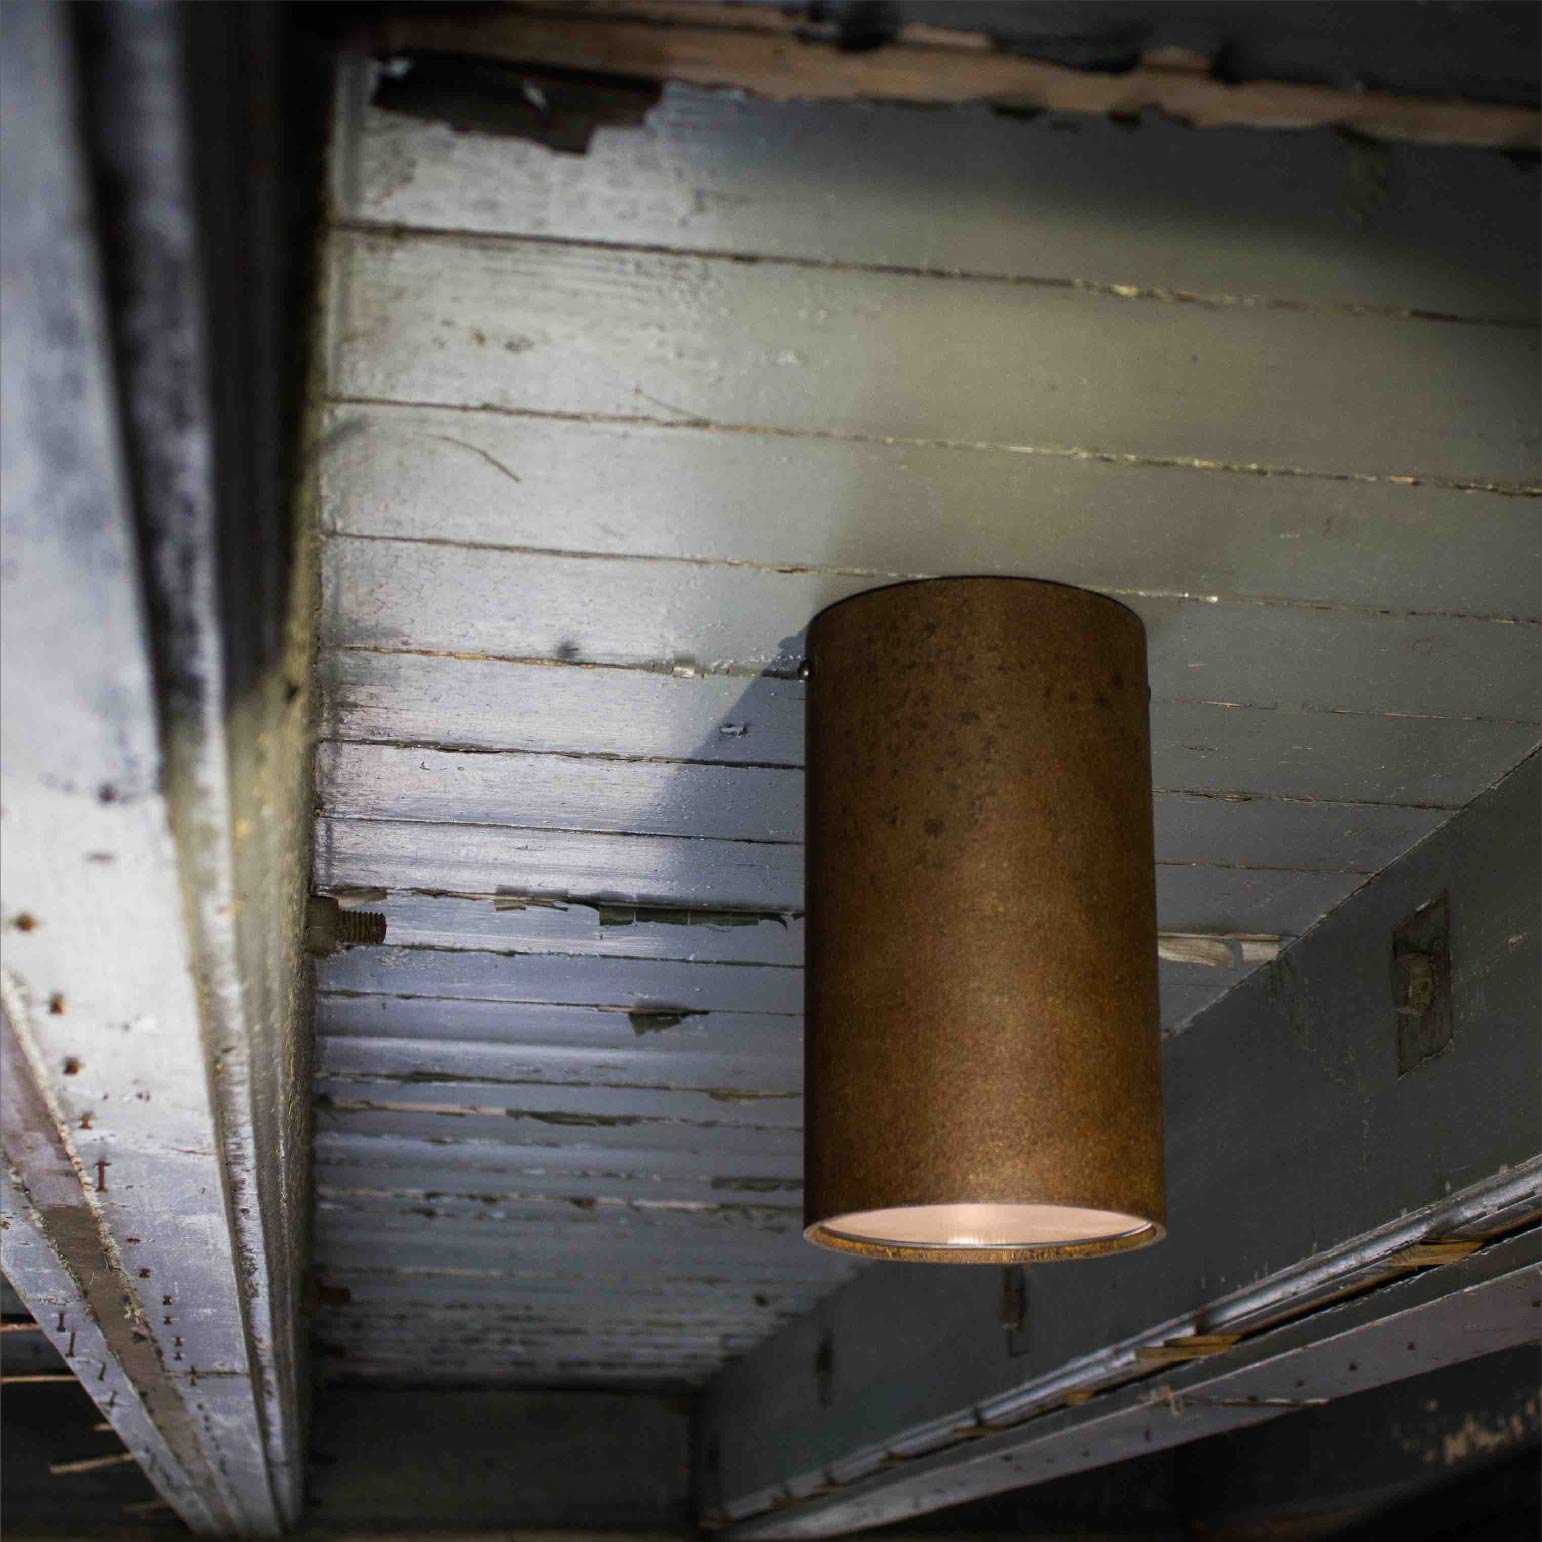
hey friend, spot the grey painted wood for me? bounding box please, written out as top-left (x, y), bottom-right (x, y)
top-left (321, 1341), bottom-right (766, 1371)
top-left (332, 1363), bottom-right (716, 1385)
top-left (321, 946), bottom-right (1244, 1016)
top-left (1, 6), bottom-right (300, 1529)
top-left (331, 1361), bottom-right (716, 1384)
top-left (322, 649), bottom-right (1542, 807)
top-left (320, 1331), bottom-right (791, 1362)
top-left (344, 91), bottom-right (1541, 319)
top-left (1157, 866), bottom-right (1363, 940)
top-left (321, 971), bottom-right (1232, 1043)
top-left (317, 972), bottom-right (1232, 1092)
top-left (1158, 980), bottom-right (1234, 1035)
top-left (321, 1332), bottom-right (772, 1361)
top-left (314, 1233), bottom-right (810, 1284)
top-left (1153, 794), bottom-right (1441, 872)
top-left (320, 1323), bottom-right (745, 1348)
top-left (321, 646), bottom-right (808, 766)
top-left (316, 814), bottom-right (804, 908)
top-left (0, 1168), bottom-right (219, 1533)
top-left (319, 743), bottom-right (1445, 871)
top-left (80, 12), bottom-right (316, 1517)
top-left (700, 753), bottom-right (1541, 1525)
top-left (323, 404), bottom-right (1542, 619)
top-left (318, 1310), bottom-right (793, 1340)
top-left (314, 1126), bottom-right (807, 1185)
top-left (321, 1325), bottom-right (758, 1351)
top-left (323, 543), bottom-right (1542, 722)
top-left (329, 230), bottom-right (1540, 485)
top-left (319, 1190), bottom-right (802, 1238)
top-left (319, 993), bottom-right (800, 1052)
top-left (324, 1268), bottom-right (829, 1306)
top-left (316, 1074), bottom-right (802, 1130)
top-left (318, 1271), bottom-right (824, 1311)
top-left (320, 943), bottom-right (805, 1015)
top-left (315, 1098), bottom-right (805, 1159)
top-left (318, 1025), bottom-right (801, 1095)
top-left (728, 1238), bottom-right (1542, 1537)
top-left (318, 1234), bottom-right (851, 1284)
top-left (1147, 702), bottom-right (1538, 808)
top-left (325, 1353), bottom-right (754, 1381)
top-left (337, 895), bottom-right (1281, 989)
top-left (316, 815), bottom-right (1363, 932)
top-left (329, 889), bottom-right (808, 964)
top-left (319, 1195), bottom-right (801, 1235)
top-left (317, 1226), bottom-right (839, 1279)
top-left (322, 1342), bottom-right (760, 1371)
top-left (314, 69), bottom-right (1542, 1402)
top-left (316, 1166), bottom-right (801, 1211)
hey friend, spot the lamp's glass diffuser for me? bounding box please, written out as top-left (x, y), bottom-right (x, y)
top-left (815, 1204), bottom-right (1153, 1251)
top-left (801, 577), bottom-right (1168, 1265)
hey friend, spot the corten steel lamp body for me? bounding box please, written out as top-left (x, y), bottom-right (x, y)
top-left (803, 577), bottom-right (1166, 1263)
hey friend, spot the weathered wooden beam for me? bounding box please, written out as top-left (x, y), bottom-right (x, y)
top-left (1174, 1343), bottom-right (1540, 1535)
top-left (697, 752), bottom-right (1542, 1534)
top-left (726, 1233), bottom-right (1540, 1538)
top-left (354, 2), bottom-right (1541, 149)
top-left (1, 1), bottom-right (318, 1530)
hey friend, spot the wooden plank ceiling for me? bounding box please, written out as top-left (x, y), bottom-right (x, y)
top-left (308, 67), bottom-right (1540, 1389)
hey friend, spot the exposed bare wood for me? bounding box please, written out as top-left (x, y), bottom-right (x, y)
top-left (358, 4), bottom-right (1542, 149)
top-left (1158, 936), bottom-right (1271, 968)
top-left (50, 1452), bottom-right (141, 1477)
top-left (1134, 1335), bottom-right (1243, 1366)
top-left (341, 76), bottom-right (1540, 321)
top-left (327, 232), bottom-right (1541, 488)
top-left (1389, 1241), bottom-right (1485, 1268)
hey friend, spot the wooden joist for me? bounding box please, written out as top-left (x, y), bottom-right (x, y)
top-left (1, 4), bottom-right (314, 1530)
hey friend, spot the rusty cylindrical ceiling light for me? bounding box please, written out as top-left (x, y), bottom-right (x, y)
top-left (803, 578), bottom-right (1166, 1263)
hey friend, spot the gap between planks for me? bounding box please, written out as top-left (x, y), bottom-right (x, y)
top-left (325, 396), bottom-right (1542, 501)
top-left (321, 645), bottom-right (1542, 729)
top-left (331, 218), bottom-right (1540, 332)
top-left (316, 904), bottom-right (1284, 969)
top-left (317, 521), bottom-right (1542, 626)
top-left (318, 737), bottom-right (1467, 813)
top-left (313, 813), bottom-right (1400, 875)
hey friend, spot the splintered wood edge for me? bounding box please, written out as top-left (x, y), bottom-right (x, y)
top-left (359, 5), bottom-right (1542, 150)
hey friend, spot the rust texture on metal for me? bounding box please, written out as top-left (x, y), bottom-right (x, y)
top-left (802, 578), bottom-right (1166, 1263)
